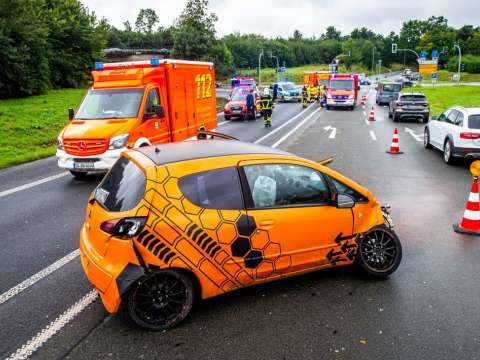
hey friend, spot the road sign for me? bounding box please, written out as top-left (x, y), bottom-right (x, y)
top-left (432, 49), bottom-right (439, 59)
top-left (431, 73), bottom-right (437, 80)
top-left (279, 66), bottom-right (286, 72)
top-left (420, 50), bottom-right (427, 60)
top-left (418, 59), bottom-right (438, 76)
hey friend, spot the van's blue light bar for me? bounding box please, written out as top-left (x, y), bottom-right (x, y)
top-left (150, 58), bottom-right (160, 66)
top-left (94, 62), bottom-right (104, 70)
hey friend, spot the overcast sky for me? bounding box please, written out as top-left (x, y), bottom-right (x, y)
top-left (81, 0), bottom-right (480, 37)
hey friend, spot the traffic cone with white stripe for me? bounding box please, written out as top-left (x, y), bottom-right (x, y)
top-left (386, 128), bottom-right (403, 154)
top-left (454, 176), bottom-right (480, 235)
top-left (368, 107), bottom-right (375, 121)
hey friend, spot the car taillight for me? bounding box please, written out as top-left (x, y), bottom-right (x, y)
top-left (460, 133), bottom-right (480, 139)
top-left (100, 217), bottom-right (147, 238)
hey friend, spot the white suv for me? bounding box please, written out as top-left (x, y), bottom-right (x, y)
top-left (424, 107), bottom-right (480, 164)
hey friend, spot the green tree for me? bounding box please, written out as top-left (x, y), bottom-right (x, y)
top-left (135, 8), bottom-right (159, 34)
top-left (172, 0), bottom-right (218, 60)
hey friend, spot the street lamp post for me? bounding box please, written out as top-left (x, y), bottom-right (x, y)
top-left (270, 52), bottom-right (279, 82)
top-left (372, 47), bottom-right (375, 73)
top-left (258, 49), bottom-right (264, 86)
top-left (454, 43), bottom-right (462, 84)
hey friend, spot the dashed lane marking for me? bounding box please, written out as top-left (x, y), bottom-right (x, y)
top-left (6, 289), bottom-right (98, 360)
top-left (0, 172), bottom-right (69, 199)
top-left (404, 127), bottom-right (424, 142)
top-left (0, 250), bottom-right (79, 306)
top-left (254, 104), bottom-right (314, 144)
top-left (364, 118), bottom-right (370, 126)
top-left (369, 130), bottom-right (377, 141)
top-left (272, 107), bottom-right (322, 148)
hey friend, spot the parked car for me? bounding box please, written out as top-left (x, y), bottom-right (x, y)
top-left (80, 138), bottom-right (402, 330)
top-left (224, 88), bottom-right (261, 120)
top-left (388, 92), bottom-right (429, 123)
top-left (424, 107), bottom-right (480, 164)
top-left (376, 82), bottom-right (402, 105)
top-left (274, 81), bottom-right (301, 102)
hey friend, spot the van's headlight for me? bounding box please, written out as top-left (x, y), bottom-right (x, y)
top-left (348, 94), bottom-right (354, 99)
top-left (109, 134), bottom-right (129, 150)
top-left (56, 137), bottom-right (64, 150)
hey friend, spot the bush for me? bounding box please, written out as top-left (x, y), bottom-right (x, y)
top-left (447, 54), bottom-right (480, 74)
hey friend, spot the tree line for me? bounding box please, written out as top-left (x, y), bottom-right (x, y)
top-left (1, 0), bottom-right (479, 98)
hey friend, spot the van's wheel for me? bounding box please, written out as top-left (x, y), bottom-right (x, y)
top-left (356, 226), bottom-right (402, 278)
top-left (69, 170), bottom-right (89, 179)
top-left (127, 270), bottom-right (194, 331)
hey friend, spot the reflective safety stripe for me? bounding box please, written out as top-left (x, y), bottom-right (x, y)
top-left (468, 193), bottom-right (480, 202)
top-left (463, 209), bottom-right (480, 221)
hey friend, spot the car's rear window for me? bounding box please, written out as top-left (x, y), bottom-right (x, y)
top-left (179, 167), bottom-right (244, 210)
top-left (468, 115), bottom-right (480, 129)
top-left (400, 95), bottom-right (426, 101)
top-left (94, 157), bottom-right (146, 212)
top-left (383, 84), bottom-right (401, 92)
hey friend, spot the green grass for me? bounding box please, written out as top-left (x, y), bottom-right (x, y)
top-left (436, 70), bottom-right (480, 82)
top-left (404, 86), bottom-right (480, 115)
top-left (0, 89), bottom-right (86, 169)
top-left (216, 97), bottom-right (227, 112)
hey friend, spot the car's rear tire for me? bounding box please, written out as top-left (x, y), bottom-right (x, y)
top-left (127, 269), bottom-right (194, 331)
top-left (326, 105), bottom-right (331, 110)
top-left (356, 226), bottom-right (402, 278)
top-left (69, 170), bottom-right (89, 179)
top-left (424, 128), bottom-right (432, 149)
top-left (443, 139), bottom-right (456, 165)
top-left (422, 115), bottom-right (429, 124)
top-left (392, 113), bottom-right (398, 122)
top-left (224, 115), bottom-right (231, 120)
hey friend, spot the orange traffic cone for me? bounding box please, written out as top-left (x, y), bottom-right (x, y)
top-left (386, 128), bottom-right (403, 154)
top-left (454, 176), bottom-right (480, 235)
top-left (368, 107), bottom-right (375, 121)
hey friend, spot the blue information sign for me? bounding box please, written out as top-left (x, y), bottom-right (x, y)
top-left (420, 50), bottom-right (427, 59)
top-left (431, 73), bottom-right (437, 80)
top-left (432, 49), bottom-right (439, 59)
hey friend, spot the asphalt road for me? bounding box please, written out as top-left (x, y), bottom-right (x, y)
top-left (1, 86), bottom-right (480, 360)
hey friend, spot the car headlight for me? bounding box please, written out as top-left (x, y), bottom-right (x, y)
top-left (108, 134), bottom-right (129, 150)
top-left (348, 94), bottom-right (354, 99)
top-left (56, 137), bottom-right (64, 150)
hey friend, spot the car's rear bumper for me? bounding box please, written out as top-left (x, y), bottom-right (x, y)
top-left (395, 109), bottom-right (429, 118)
top-left (79, 224), bottom-right (142, 313)
top-left (453, 147), bottom-right (480, 158)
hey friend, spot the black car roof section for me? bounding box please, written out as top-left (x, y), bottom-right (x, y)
top-left (137, 140), bottom-right (291, 165)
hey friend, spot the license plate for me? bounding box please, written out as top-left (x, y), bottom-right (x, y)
top-left (232, 109), bottom-right (242, 114)
top-left (74, 162), bottom-right (95, 170)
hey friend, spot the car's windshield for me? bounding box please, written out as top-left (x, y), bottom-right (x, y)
top-left (76, 89), bottom-right (143, 119)
top-left (383, 84), bottom-right (401, 93)
top-left (330, 79), bottom-right (353, 90)
top-left (281, 83), bottom-right (296, 90)
top-left (468, 114), bottom-right (480, 129)
top-left (400, 95), bottom-right (426, 101)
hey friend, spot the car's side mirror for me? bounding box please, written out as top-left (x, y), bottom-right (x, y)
top-left (153, 105), bottom-right (165, 118)
top-left (336, 193), bottom-right (355, 209)
top-left (68, 108), bottom-right (74, 121)
top-left (431, 115), bottom-right (438, 121)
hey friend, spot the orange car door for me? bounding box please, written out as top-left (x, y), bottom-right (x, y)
top-left (239, 160), bottom-right (355, 275)
top-left (141, 87), bottom-right (170, 144)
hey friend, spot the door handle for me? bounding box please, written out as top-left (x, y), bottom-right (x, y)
top-left (258, 219), bottom-right (275, 230)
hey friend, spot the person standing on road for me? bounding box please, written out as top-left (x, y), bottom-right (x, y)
top-left (261, 88), bottom-right (274, 128)
top-left (272, 83), bottom-right (278, 103)
top-left (245, 89), bottom-right (255, 121)
top-left (302, 85), bottom-right (308, 108)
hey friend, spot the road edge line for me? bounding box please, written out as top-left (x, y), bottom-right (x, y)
top-left (0, 172), bottom-right (69, 198)
top-left (272, 107), bottom-right (322, 148)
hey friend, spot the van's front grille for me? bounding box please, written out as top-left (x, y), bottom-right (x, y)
top-left (64, 139), bottom-right (109, 156)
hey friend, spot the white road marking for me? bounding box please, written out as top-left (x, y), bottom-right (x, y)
top-left (6, 289), bottom-right (98, 360)
top-left (254, 104), bottom-right (314, 144)
top-left (323, 125), bottom-right (337, 139)
top-left (216, 120), bottom-right (229, 127)
top-left (369, 130), bottom-right (377, 141)
top-left (364, 118), bottom-right (370, 126)
top-left (0, 172), bottom-right (69, 198)
top-left (0, 250), bottom-right (80, 306)
top-left (363, 111), bottom-right (367, 116)
top-left (404, 127), bottom-right (424, 142)
top-left (271, 107), bottom-right (322, 148)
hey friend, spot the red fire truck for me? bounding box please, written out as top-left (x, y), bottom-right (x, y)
top-left (325, 73), bottom-right (359, 110)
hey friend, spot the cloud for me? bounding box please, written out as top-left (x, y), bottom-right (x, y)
top-left (81, 0), bottom-right (480, 37)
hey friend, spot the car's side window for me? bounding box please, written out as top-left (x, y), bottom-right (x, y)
top-left (243, 164), bottom-right (330, 209)
top-left (447, 110), bottom-right (459, 125)
top-left (438, 110), bottom-right (450, 122)
top-left (179, 167), bottom-right (244, 210)
top-left (455, 112), bottom-right (464, 127)
top-left (328, 177), bottom-right (368, 203)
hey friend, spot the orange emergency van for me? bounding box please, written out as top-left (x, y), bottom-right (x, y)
top-left (56, 58), bottom-right (217, 177)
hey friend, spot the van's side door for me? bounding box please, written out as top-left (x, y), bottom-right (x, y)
top-left (141, 87), bottom-right (170, 144)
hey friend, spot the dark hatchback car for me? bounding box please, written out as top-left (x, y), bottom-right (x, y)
top-left (389, 92), bottom-right (430, 123)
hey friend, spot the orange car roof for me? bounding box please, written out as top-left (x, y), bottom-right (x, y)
top-left (136, 140), bottom-right (290, 165)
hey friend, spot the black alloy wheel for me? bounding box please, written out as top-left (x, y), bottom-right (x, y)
top-left (357, 226), bottom-right (402, 278)
top-left (127, 270), bottom-right (194, 331)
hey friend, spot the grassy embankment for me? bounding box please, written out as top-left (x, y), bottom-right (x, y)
top-left (0, 89), bottom-right (230, 169)
top-left (404, 86), bottom-right (480, 115)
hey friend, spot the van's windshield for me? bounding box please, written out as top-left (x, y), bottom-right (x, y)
top-left (76, 89), bottom-right (144, 120)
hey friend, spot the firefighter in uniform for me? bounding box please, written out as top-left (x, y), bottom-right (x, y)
top-left (302, 85), bottom-right (308, 108)
top-left (308, 85), bottom-right (317, 103)
top-left (261, 88), bottom-right (273, 127)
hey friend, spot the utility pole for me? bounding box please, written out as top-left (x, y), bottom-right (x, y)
top-left (454, 43), bottom-right (462, 84)
top-left (378, 59), bottom-right (382, 76)
top-left (258, 48), bottom-right (264, 86)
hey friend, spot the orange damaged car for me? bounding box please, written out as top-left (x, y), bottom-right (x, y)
top-left (80, 138), bottom-right (402, 330)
